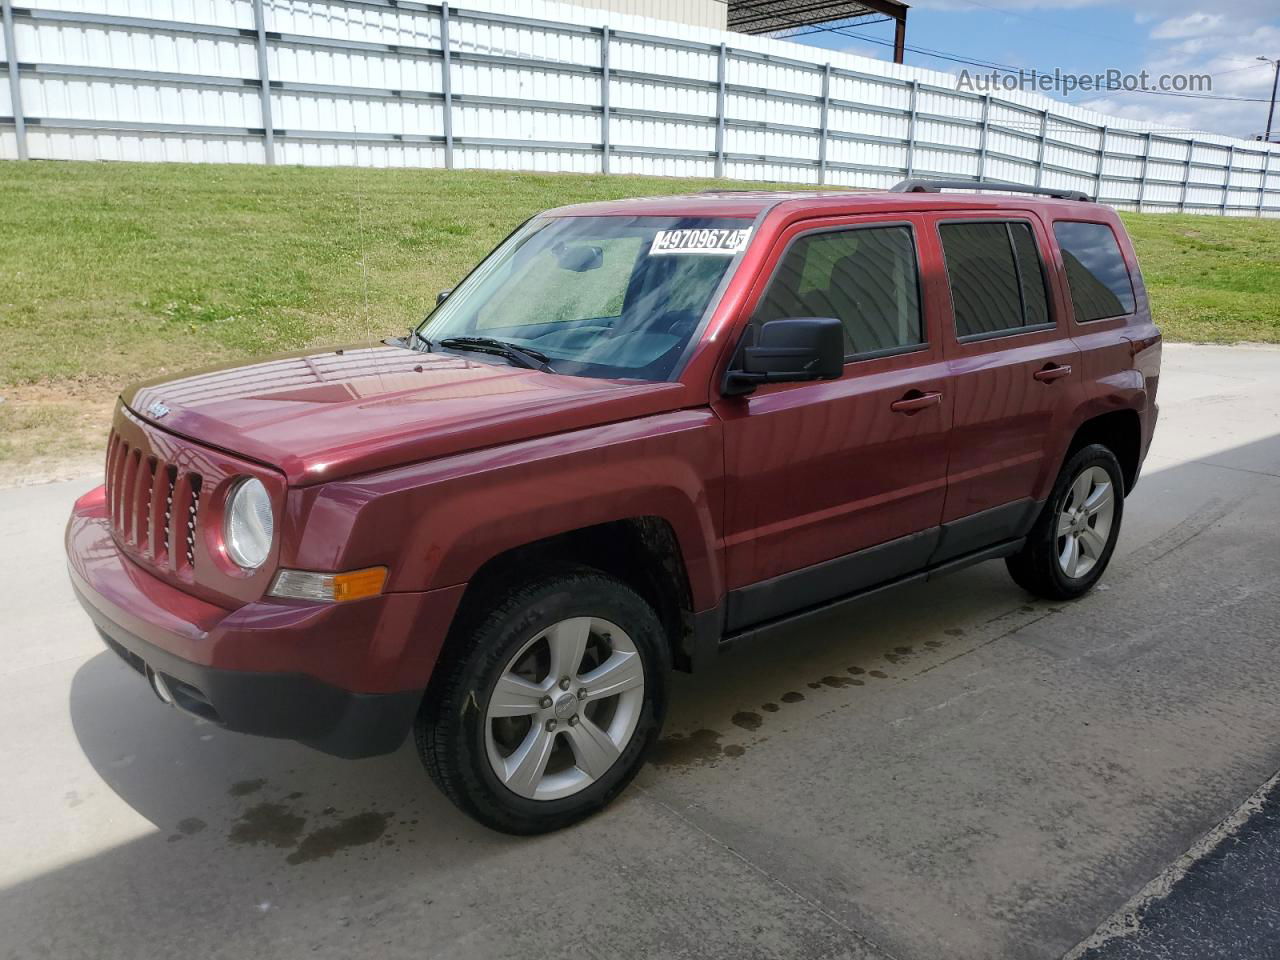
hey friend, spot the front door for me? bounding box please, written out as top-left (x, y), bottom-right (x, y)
top-left (714, 215), bottom-right (953, 631)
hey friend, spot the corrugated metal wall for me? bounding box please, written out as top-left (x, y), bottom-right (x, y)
top-left (2, 0), bottom-right (1278, 216)
top-left (555, 0), bottom-right (727, 31)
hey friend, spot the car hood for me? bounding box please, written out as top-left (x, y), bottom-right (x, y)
top-left (123, 344), bottom-right (688, 485)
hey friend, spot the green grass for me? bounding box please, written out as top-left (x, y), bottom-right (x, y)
top-left (1117, 213), bottom-right (1280, 344)
top-left (1, 161), bottom-right (1277, 391)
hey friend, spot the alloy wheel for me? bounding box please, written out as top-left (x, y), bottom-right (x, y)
top-left (484, 617), bottom-right (645, 801)
top-left (1055, 465), bottom-right (1115, 579)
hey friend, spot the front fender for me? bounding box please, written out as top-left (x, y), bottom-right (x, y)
top-left (284, 410), bottom-right (726, 612)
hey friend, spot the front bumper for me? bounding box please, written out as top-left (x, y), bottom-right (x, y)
top-left (67, 486), bottom-right (465, 758)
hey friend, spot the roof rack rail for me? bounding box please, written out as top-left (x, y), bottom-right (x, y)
top-left (889, 178), bottom-right (1092, 202)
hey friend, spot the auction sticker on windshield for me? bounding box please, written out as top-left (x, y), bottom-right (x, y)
top-left (650, 227), bottom-right (752, 255)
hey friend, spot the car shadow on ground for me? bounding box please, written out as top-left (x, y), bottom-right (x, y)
top-left (65, 648), bottom-right (497, 855)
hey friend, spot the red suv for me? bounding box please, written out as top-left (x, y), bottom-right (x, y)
top-left (67, 180), bottom-right (1160, 833)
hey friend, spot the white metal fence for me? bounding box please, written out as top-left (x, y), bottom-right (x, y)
top-left (3, 0), bottom-right (1279, 217)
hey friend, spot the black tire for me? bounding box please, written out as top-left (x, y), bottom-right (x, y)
top-left (415, 568), bottom-right (670, 834)
top-left (1006, 443), bottom-right (1125, 601)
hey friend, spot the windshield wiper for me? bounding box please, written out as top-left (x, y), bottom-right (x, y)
top-left (438, 336), bottom-right (555, 373)
top-left (387, 327), bottom-right (433, 352)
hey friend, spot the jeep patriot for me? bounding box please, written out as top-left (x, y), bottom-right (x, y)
top-left (67, 180), bottom-right (1161, 833)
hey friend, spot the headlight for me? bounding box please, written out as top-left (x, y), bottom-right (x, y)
top-left (224, 477), bottom-right (273, 569)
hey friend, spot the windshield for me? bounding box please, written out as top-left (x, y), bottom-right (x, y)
top-left (418, 215), bottom-right (753, 381)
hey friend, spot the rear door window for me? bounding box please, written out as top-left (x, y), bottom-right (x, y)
top-left (939, 221), bottom-right (1052, 340)
top-left (755, 224), bottom-right (923, 358)
top-left (1052, 221), bottom-right (1136, 322)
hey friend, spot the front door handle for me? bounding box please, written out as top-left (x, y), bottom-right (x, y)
top-left (1034, 363), bottom-right (1072, 383)
top-left (890, 391), bottom-right (943, 415)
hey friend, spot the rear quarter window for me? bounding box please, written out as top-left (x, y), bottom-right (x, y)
top-left (1053, 221), bottom-right (1136, 322)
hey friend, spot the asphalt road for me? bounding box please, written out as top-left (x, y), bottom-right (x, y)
top-left (2, 343), bottom-right (1278, 960)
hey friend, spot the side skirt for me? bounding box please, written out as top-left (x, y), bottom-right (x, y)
top-left (719, 538), bottom-right (1025, 651)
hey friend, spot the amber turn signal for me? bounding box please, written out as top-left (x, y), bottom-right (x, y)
top-left (269, 566), bottom-right (388, 603)
top-left (331, 567), bottom-right (388, 602)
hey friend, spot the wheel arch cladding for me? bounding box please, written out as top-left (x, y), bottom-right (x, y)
top-left (444, 517), bottom-right (700, 673)
top-left (1067, 409), bottom-right (1142, 495)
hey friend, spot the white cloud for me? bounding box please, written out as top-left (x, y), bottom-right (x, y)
top-left (1150, 13), bottom-right (1226, 40)
top-left (901, 0), bottom-right (1280, 139)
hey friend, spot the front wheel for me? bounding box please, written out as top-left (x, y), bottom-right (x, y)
top-left (1006, 444), bottom-right (1125, 600)
top-left (415, 570), bottom-right (669, 834)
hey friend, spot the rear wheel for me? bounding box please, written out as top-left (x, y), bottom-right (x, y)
top-left (416, 570), bottom-right (669, 834)
top-left (1006, 444), bottom-right (1124, 600)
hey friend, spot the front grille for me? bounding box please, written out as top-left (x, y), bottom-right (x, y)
top-left (105, 428), bottom-right (203, 572)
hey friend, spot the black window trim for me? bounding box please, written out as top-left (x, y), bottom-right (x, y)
top-left (936, 215), bottom-right (1058, 345)
top-left (1051, 217), bottom-right (1137, 325)
top-left (747, 218), bottom-right (929, 366)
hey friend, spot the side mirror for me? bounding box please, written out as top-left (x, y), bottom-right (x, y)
top-left (723, 317), bottom-right (844, 396)
top-left (436, 288), bottom-right (453, 306)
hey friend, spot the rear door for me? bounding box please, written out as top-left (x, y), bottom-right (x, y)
top-left (930, 211), bottom-right (1082, 561)
top-left (714, 214), bottom-right (953, 630)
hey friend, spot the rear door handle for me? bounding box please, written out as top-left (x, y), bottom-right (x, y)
top-left (1034, 363), bottom-right (1072, 383)
top-left (890, 391), bottom-right (943, 414)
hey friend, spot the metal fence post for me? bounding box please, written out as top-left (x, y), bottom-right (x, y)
top-left (817, 62), bottom-right (830, 185)
top-left (1137, 132), bottom-right (1151, 212)
top-left (1180, 140), bottom-right (1192, 213)
top-left (599, 25), bottom-right (610, 175)
top-left (440, 1), bottom-right (454, 169)
top-left (976, 94), bottom-right (991, 181)
top-left (713, 42), bottom-right (726, 179)
top-left (1221, 143), bottom-right (1234, 216)
top-left (1094, 124), bottom-right (1106, 201)
top-left (1033, 110), bottom-right (1047, 187)
top-left (250, 0), bottom-right (274, 165)
top-left (1260, 150), bottom-right (1273, 218)
top-left (1, 0), bottom-right (27, 160)
top-left (904, 79), bottom-right (918, 179)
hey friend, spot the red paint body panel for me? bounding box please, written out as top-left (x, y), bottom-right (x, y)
top-left (925, 210), bottom-right (1084, 518)
top-left (712, 212), bottom-right (952, 589)
top-left (280, 408), bottom-right (726, 608)
top-left (68, 487), bottom-right (462, 692)
top-left (123, 347), bottom-right (693, 487)
top-left (66, 188), bottom-right (1161, 754)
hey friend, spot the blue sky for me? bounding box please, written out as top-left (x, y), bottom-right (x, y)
top-left (791, 1), bottom-right (1280, 140)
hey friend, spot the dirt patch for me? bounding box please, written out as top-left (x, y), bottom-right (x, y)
top-left (287, 812), bottom-right (391, 865)
top-left (819, 675), bottom-right (863, 688)
top-left (228, 803), bottom-right (306, 849)
top-left (228, 778), bottom-right (266, 798)
top-left (0, 381), bottom-right (115, 488)
top-left (651, 729), bottom-right (732, 768)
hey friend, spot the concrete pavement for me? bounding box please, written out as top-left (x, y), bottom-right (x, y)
top-left (1, 343), bottom-right (1278, 959)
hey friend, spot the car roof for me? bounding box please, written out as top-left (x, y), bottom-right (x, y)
top-left (546, 189), bottom-right (1111, 220)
